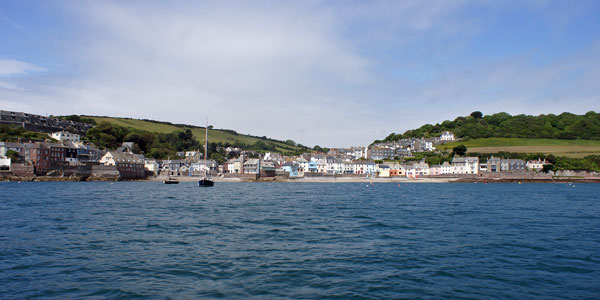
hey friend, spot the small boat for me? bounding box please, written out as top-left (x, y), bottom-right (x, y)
top-left (163, 176), bottom-right (179, 184)
top-left (199, 118), bottom-right (214, 187)
top-left (198, 178), bottom-right (214, 187)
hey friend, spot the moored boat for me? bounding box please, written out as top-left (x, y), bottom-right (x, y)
top-left (199, 118), bottom-right (214, 187)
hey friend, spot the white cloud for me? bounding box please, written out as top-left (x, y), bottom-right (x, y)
top-left (1, 1), bottom-right (599, 147)
top-left (0, 59), bottom-right (43, 77)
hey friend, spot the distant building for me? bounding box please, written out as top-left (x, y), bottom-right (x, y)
top-left (50, 131), bottom-right (80, 142)
top-left (486, 157), bottom-right (527, 172)
top-left (371, 147), bottom-right (395, 160)
top-left (0, 110), bottom-right (93, 134)
top-left (440, 131), bottom-right (455, 142)
top-left (527, 159), bottom-right (547, 171)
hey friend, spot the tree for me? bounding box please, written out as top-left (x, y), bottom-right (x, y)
top-left (542, 164), bottom-right (555, 173)
top-left (452, 144), bottom-right (467, 156)
top-left (285, 139), bottom-right (296, 146)
top-left (5, 150), bottom-right (19, 161)
top-left (470, 111), bottom-right (483, 119)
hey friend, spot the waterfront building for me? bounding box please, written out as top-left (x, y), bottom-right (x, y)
top-left (296, 157), bottom-right (308, 175)
top-left (282, 161), bottom-right (299, 177)
top-left (61, 141), bottom-right (78, 165)
top-left (145, 159), bottom-right (159, 175)
top-left (451, 156), bottom-right (479, 174)
top-left (99, 151), bottom-right (145, 179)
top-left (307, 160), bottom-right (318, 173)
top-left (243, 159), bottom-right (260, 174)
top-left (377, 164), bottom-right (390, 177)
top-left (486, 157), bottom-right (527, 172)
top-left (25, 142), bottom-right (51, 172)
top-left (527, 159), bottom-right (547, 171)
top-left (429, 164), bottom-right (442, 176)
top-left (225, 158), bottom-right (242, 173)
top-left (440, 161), bottom-right (452, 174)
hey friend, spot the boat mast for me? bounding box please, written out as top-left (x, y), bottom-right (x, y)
top-left (204, 118), bottom-right (208, 178)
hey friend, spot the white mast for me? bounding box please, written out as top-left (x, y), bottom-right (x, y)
top-left (204, 118), bottom-right (208, 178)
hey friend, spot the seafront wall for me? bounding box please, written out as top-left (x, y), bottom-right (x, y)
top-left (223, 173), bottom-right (259, 181)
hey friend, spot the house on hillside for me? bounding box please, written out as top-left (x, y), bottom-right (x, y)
top-left (50, 131), bottom-right (80, 142)
top-left (440, 131), bottom-right (455, 142)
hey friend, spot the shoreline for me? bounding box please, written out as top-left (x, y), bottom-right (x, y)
top-left (3, 175), bottom-right (599, 183)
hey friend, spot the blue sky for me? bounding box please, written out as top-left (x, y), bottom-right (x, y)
top-left (1, 0), bottom-right (599, 147)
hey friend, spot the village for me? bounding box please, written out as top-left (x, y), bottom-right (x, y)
top-left (0, 111), bottom-right (557, 182)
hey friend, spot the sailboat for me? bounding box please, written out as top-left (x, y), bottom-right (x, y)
top-left (198, 119), bottom-right (214, 187)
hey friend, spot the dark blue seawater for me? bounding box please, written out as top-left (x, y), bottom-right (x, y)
top-left (1, 182), bottom-right (599, 299)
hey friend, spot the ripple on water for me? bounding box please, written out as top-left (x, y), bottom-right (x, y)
top-left (0, 182), bottom-right (599, 299)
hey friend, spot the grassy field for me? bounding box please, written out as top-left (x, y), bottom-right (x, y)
top-left (438, 138), bottom-right (600, 158)
top-left (88, 116), bottom-right (303, 153)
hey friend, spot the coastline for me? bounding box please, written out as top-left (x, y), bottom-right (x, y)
top-left (2, 171), bottom-right (600, 183)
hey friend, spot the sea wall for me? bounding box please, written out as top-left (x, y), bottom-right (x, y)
top-left (223, 173), bottom-right (259, 181)
top-left (90, 165), bottom-right (120, 180)
top-left (555, 170), bottom-right (600, 178)
top-left (10, 163), bottom-right (34, 177)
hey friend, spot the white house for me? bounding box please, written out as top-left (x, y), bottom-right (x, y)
top-left (440, 131), bottom-right (455, 142)
top-left (145, 158), bottom-right (160, 175)
top-left (441, 161), bottom-right (452, 174)
top-left (451, 156), bottom-right (479, 174)
top-left (527, 159), bottom-right (547, 171)
top-left (296, 157), bottom-right (308, 176)
top-left (50, 131), bottom-right (80, 142)
top-left (0, 156), bottom-right (10, 170)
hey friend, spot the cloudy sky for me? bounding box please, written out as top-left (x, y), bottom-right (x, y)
top-left (1, 1), bottom-right (599, 147)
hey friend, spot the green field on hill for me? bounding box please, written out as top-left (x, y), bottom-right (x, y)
top-left (88, 116), bottom-right (303, 153)
top-left (437, 138), bottom-right (600, 158)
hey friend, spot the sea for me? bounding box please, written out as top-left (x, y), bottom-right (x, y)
top-left (1, 182), bottom-right (599, 299)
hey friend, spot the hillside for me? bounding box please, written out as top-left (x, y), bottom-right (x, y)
top-left (377, 111), bottom-right (600, 142)
top-left (85, 116), bottom-right (307, 154)
top-left (437, 138), bottom-right (600, 158)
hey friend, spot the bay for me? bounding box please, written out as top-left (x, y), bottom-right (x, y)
top-left (1, 182), bottom-right (599, 299)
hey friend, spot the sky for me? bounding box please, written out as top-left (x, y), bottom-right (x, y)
top-left (1, 0), bottom-right (599, 147)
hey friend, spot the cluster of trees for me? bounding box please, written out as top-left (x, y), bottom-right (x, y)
top-left (86, 122), bottom-right (210, 160)
top-left (379, 111), bottom-right (600, 142)
top-left (0, 124), bottom-right (53, 142)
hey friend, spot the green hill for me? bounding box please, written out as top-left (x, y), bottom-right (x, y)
top-left (88, 116), bottom-right (299, 149)
top-left (86, 116), bottom-right (306, 153)
top-left (377, 111), bottom-right (600, 142)
top-left (437, 138), bottom-right (600, 158)
top-left (47, 115), bottom-right (309, 161)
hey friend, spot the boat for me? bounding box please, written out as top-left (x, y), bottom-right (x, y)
top-left (199, 119), bottom-right (214, 187)
top-left (163, 176), bottom-right (179, 184)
